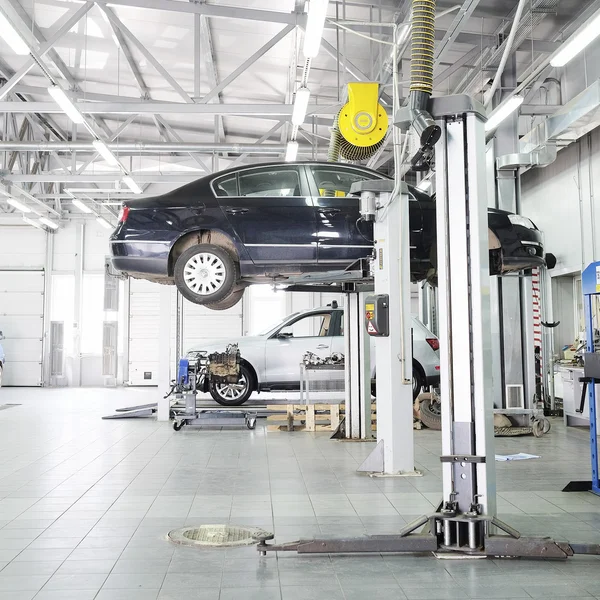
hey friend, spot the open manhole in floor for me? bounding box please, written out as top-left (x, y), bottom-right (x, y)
top-left (168, 525), bottom-right (272, 548)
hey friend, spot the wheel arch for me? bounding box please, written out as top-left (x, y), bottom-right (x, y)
top-left (240, 359), bottom-right (259, 392)
top-left (168, 229), bottom-right (239, 277)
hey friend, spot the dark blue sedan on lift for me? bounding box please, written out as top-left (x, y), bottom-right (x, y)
top-left (110, 162), bottom-right (546, 310)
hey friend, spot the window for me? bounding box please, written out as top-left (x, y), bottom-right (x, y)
top-left (212, 175), bottom-right (238, 197)
top-left (280, 313), bottom-right (332, 338)
top-left (247, 285), bottom-right (287, 336)
top-left (238, 168), bottom-right (301, 197)
top-left (310, 166), bottom-right (382, 197)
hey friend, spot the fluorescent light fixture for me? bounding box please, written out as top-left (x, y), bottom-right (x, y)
top-left (48, 84), bottom-right (84, 124)
top-left (23, 216), bottom-right (44, 230)
top-left (71, 198), bottom-right (92, 214)
top-left (303, 0), bottom-right (329, 58)
top-left (96, 216), bottom-right (112, 229)
top-left (39, 216), bottom-right (59, 230)
top-left (485, 95), bottom-right (524, 133)
top-left (0, 12), bottom-right (30, 55)
top-left (551, 13), bottom-right (600, 67)
top-left (122, 176), bottom-right (142, 194)
top-left (92, 140), bottom-right (119, 166)
top-left (292, 87), bottom-right (310, 126)
top-left (6, 197), bottom-right (31, 213)
top-left (285, 141), bottom-right (299, 162)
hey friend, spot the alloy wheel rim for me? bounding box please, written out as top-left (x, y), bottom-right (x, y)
top-left (215, 374), bottom-right (248, 401)
top-left (183, 252), bottom-right (226, 296)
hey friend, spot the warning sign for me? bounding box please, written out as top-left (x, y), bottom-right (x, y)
top-left (367, 321), bottom-right (377, 334)
top-left (366, 310), bottom-right (374, 320)
top-left (596, 265), bottom-right (600, 292)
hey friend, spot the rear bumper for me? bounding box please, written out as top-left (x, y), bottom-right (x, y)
top-left (110, 240), bottom-right (170, 276)
top-left (426, 372), bottom-right (440, 387)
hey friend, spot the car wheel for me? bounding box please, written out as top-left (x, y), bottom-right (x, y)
top-left (420, 397), bottom-right (441, 430)
top-left (412, 364), bottom-right (425, 400)
top-left (210, 364), bottom-right (253, 406)
top-left (205, 287), bottom-right (245, 311)
top-left (174, 244), bottom-right (238, 305)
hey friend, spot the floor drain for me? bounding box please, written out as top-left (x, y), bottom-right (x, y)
top-left (168, 524), bottom-right (272, 548)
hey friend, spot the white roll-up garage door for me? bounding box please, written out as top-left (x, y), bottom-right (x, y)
top-left (127, 279), bottom-right (244, 386)
top-left (0, 270), bottom-right (44, 386)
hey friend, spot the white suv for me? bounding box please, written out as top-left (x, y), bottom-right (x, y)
top-left (188, 305), bottom-right (440, 406)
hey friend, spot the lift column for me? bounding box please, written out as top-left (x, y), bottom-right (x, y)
top-left (353, 179), bottom-right (416, 475)
top-left (432, 96), bottom-right (497, 521)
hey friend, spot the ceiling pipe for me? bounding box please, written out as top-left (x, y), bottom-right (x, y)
top-left (483, 0), bottom-right (528, 108)
top-left (0, 142), bottom-right (287, 153)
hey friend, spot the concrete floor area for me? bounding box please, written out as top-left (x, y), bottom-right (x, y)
top-left (0, 387), bottom-right (599, 599)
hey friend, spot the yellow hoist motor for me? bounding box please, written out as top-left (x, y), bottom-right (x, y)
top-left (331, 82), bottom-right (388, 162)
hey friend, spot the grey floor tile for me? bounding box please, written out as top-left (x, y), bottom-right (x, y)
top-left (95, 590), bottom-right (160, 600)
top-left (102, 573), bottom-right (166, 589)
top-left (111, 559), bottom-right (171, 574)
top-left (55, 559), bottom-right (117, 574)
top-left (34, 591), bottom-right (98, 600)
top-left (219, 589), bottom-right (282, 600)
top-left (13, 548), bottom-right (72, 562)
top-left (0, 561), bottom-right (61, 576)
top-left (280, 585), bottom-right (344, 600)
top-left (0, 593), bottom-right (36, 600)
top-left (0, 575), bottom-right (50, 591)
top-left (42, 573), bottom-right (108, 590)
top-left (157, 589), bottom-right (220, 600)
top-left (161, 572), bottom-right (223, 589)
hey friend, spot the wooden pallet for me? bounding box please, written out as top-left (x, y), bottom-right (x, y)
top-left (266, 404), bottom-right (341, 432)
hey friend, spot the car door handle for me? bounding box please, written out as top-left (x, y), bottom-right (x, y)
top-left (316, 344), bottom-right (329, 349)
top-left (225, 208), bottom-right (249, 215)
top-left (318, 208), bottom-right (340, 215)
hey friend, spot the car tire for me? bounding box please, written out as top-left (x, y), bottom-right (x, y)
top-left (420, 396), bottom-right (441, 430)
top-left (205, 287), bottom-right (245, 311)
top-left (209, 363), bottom-right (254, 406)
top-left (412, 363), bottom-right (425, 400)
top-left (174, 244), bottom-right (238, 305)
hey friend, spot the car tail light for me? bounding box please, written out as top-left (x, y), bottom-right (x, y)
top-left (426, 338), bottom-right (440, 351)
top-left (118, 205), bottom-right (130, 223)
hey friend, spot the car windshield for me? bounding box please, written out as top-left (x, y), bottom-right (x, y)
top-left (257, 312), bottom-right (301, 336)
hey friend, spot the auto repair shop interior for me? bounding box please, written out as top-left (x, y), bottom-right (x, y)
top-left (3, 0), bottom-right (600, 597)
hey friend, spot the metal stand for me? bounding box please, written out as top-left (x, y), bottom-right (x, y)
top-left (256, 95), bottom-right (600, 560)
top-left (172, 391), bottom-right (257, 431)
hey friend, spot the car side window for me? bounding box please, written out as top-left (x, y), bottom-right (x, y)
top-left (238, 168), bottom-right (302, 198)
top-left (278, 313), bottom-right (332, 338)
top-left (212, 175), bottom-right (238, 197)
top-left (310, 166), bottom-right (383, 198)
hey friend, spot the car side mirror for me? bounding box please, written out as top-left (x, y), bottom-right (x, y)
top-left (277, 331), bottom-right (293, 339)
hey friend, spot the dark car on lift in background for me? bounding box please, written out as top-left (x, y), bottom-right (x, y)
top-left (110, 162), bottom-right (548, 310)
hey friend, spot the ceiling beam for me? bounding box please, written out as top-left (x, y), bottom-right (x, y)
top-left (0, 103), bottom-right (339, 116)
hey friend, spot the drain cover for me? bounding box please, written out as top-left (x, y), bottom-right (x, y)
top-left (168, 524), bottom-right (272, 548)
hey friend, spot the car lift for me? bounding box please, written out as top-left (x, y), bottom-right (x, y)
top-left (564, 262), bottom-right (600, 495)
top-left (256, 95), bottom-right (600, 559)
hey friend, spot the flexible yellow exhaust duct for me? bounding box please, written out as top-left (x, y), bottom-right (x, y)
top-left (328, 82), bottom-right (388, 162)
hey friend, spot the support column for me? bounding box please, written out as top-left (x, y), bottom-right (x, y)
top-left (157, 286), bottom-right (172, 422)
top-left (344, 291), bottom-right (372, 439)
top-left (42, 230), bottom-right (53, 386)
top-left (72, 222), bottom-right (84, 387)
top-left (492, 55), bottom-right (535, 411)
top-left (373, 185), bottom-right (415, 474)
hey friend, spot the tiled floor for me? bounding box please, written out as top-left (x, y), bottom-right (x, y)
top-left (0, 387), bottom-right (599, 599)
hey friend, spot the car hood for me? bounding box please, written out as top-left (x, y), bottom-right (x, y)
top-left (187, 336), bottom-right (266, 355)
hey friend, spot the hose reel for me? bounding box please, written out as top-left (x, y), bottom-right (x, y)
top-left (328, 82), bottom-right (388, 162)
